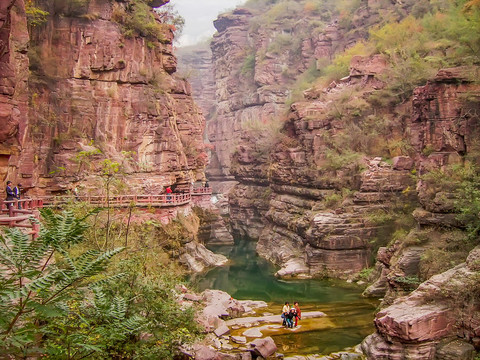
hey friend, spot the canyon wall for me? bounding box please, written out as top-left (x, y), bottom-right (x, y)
top-left (0, 0), bottom-right (208, 197)
top-left (199, 0), bottom-right (480, 357)
top-left (202, 1), bottom-right (418, 276)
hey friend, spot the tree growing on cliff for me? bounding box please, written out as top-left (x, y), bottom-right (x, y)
top-left (25, 0), bottom-right (49, 26)
top-left (155, 3), bottom-right (185, 38)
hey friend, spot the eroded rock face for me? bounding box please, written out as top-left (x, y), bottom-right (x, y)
top-left (412, 68), bottom-right (480, 213)
top-left (179, 242), bottom-right (228, 273)
top-left (1, 0), bottom-right (207, 195)
top-left (362, 246), bottom-right (480, 359)
top-left (0, 0), bottom-right (29, 182)
top-left (207, 6), bottom-right (368, 181)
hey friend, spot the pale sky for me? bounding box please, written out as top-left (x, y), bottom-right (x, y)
top-left (171, 0), bottom-right (246, 47)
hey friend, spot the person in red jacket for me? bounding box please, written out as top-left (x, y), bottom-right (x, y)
top-left (294, 301), bottom-right (301, 327)
top-left (166, 185), bottom-right (172, 202)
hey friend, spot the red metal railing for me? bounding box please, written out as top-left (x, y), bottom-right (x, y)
top-left (192, 187), bottom-right (212, 195)
top-left (1, 190), bottom-right (212, 233)
top-left (0, 199), bottom-right (43, 236)
top-left (41, 193), bottom-right (193, 207)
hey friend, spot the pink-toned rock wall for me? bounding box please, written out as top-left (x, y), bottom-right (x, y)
top-left (362, 247), bottom-right (480, 359)
top-left (0, 0), bottom-right (29, 183)
top-left (1, 0), bottom-right (207, 196)
top-left (411, 67), bottom-right (480, 213)
top-left (207, 4), bottom-right (417, 277)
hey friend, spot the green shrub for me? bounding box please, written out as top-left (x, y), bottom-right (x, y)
top-left (324, 192), bottom-right (342, 207)
top-left (367, 209), bottom-right (395, 226)
top-left (323, 149), bottom-right (362, 171)
top-left (392, 275), bottom-right (421, 290)
top-left (268, 33), bottom-right (294, 54)
top-left (286, 60), bottom-right (321, 105)
top-left (25, 0), bottom-right (49, 26)
top-left (357, 267), bottom-right (374, 280)
top-left (263, 1), bottom-right (303, 24)
top-left (0, 205), bottom-right (204, 359)
top-left (0, 210), bottom-right (128, 358)
top-left (241, 52), bottom-right (256, 76)
top-left (112, 0), bottom-right (169, 42)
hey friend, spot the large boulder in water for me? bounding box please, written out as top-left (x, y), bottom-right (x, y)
top-left (199, 290), bottom-right (246, 332)
top-left (249, 336), bottom-right (277, 358)
top-left (179, 242), bottom-right (228, 273)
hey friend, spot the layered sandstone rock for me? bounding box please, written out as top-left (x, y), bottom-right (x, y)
top-left (1, 0), bottom-right (207, 196)
top-left (0, 0), bottom-right (29, 182)
top-left (205, 1), bottom-right (418, 276)
top-left (362, 246), bottom-right (480, 359)
top-left (412, 67), bottom-right (480, 214)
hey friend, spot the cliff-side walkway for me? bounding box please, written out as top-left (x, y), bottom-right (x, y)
top-left (0, 188), bottom-right (212, 235)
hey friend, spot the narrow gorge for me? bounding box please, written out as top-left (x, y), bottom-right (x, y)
top-left (180, 0), bottom-right (480, 358)
top-left (1, 0), bottom-right (480, 359)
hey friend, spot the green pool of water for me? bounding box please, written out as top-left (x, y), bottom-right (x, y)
top-left (190, 238), bottom-right (378, 356)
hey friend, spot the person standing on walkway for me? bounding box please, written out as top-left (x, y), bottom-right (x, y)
top-left (13, 183), bottom-right (22, 209)
top-left (73, 187), bottom-right (80, 201)
top-left (294, 301), bottom-right (301, 327)
top-left (5, 181), bottom-right (15, 208)
top-left (281, 302), bottom-right (290, 327)
top-left (166, 185), bottom-right (172, 202)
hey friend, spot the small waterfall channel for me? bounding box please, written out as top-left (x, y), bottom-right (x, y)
top-left (190, 237), bottom-right (378, 356)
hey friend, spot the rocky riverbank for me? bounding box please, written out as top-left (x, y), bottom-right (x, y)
top-left (178, 287), bottom-right (367, 360)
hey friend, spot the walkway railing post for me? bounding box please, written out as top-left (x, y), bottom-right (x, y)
top-left (8, 202), bottom-right (14, 227)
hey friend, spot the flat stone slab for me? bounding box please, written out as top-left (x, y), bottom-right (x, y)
top-left (231, 335), bottom-right (247, 344)
top-left (243, 327), bottom-right (263, 338)
top-left (243, 324), bottom-right (302, 338)
top-left (225, 311), bottom-right (326, 328)
top-left (214, 324), bottom-right (230, 337)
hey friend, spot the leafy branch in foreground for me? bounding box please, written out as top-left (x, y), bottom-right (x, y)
top-left (0, 209), bottom-right (127, 359)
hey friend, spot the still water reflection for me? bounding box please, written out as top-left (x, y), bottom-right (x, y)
top-left (190, 238), bottom-right (378, 356)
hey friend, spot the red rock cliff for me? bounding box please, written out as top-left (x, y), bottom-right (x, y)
top-left (0, 0), bottom-right (207, 195)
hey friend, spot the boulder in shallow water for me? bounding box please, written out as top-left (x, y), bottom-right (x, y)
top-left (231, 335), bottom-right (247, 344)
top-left (179, 242), bottom-right (228, 273)
top-left (214, 324), bottom-right (230, 337)
top-left (200, 290), bottom-right (246, 332)
top-left (250, 336), bottom-right (277, 358)
top-left (243, 327), bottom-right (263, 338)
top-left (275, 258), bottom-right (310, 278)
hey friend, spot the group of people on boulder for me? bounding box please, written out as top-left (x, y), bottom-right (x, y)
top-left (281, 301), bottom-right (301, 328)
top-left (4, 181), bottom-right (23, 209)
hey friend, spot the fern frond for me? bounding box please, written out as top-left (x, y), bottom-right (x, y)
top-left (39, 209), bottom-right (88, 248)
top-left (74, 250), bottom-right (102, 272)
top-left (92, 287), bottom-right (109, 309)
top-left (0, 288), bottom-right (22, 304)
top-left (118, 315), bottom-right (144, 333)
top-left (0, 229), bottom-right (52, 275)
top-left (88, 273), bottom-right (126, 288)
top-left (110, 296), bottom-right (127, 320)
top-left (75, 247), bottom-right (125, 278)
top-left (21, 271), bottom-right (63, 296)
top-left (55, 247), bottom-right (78, 277)
top-left (8, 229), bottom-right (31, 265)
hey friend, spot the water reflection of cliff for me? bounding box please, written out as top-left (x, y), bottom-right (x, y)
top-left (191, 237), bottom-right (378, 356)
top-left (190, 237), bottom-right (371, 304)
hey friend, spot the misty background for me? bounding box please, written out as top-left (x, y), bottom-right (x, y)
top-left (172, 0), bottom-right (246, 47)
